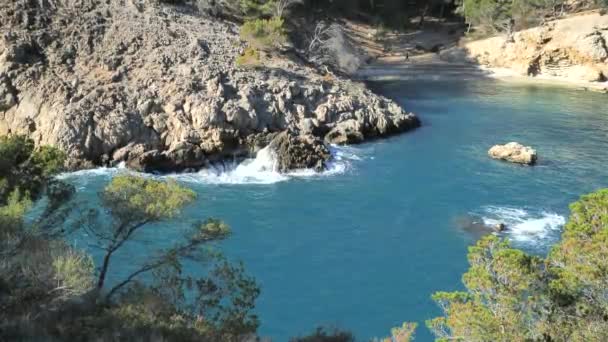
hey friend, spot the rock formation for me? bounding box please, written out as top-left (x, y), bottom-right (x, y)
top-left (442, 12), bottom-right (608, 84)
top-left (488, 142), bottom-right (537, 165)
top-left (0, 0), bottom-right (419, 173)
top-left (269, 131), bottom-right (330, 172)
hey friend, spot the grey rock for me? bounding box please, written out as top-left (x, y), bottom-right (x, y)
top-left (269, 131), bottom-right (330, 172)
top-left (0, 0), bottom-right (420, 173)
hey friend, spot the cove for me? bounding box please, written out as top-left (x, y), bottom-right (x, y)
top-left (60, 79), bottom-right (608, 341)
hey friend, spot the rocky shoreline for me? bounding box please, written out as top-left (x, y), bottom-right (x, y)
top-left (0, 1), bottom-right (419, 173)
top-left (441, 11), bottom-right (608, 88)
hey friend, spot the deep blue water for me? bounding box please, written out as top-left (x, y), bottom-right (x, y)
top-left (60, 79), bottom-right (608, 341)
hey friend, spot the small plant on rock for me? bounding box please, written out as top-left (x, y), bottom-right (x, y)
top-left (236, 47), bottom-right (262, 67)
top-left (240, 16), bottom-right (286, 51)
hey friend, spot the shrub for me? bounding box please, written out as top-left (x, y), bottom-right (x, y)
top-left (52, 249), bottom-right (95, 297)
top-left (240, 0), bottom-right (275, 17)
top-left (236, 47), bottom-right (262, 67)
top-left (240, 16), bottom-right (286, 51)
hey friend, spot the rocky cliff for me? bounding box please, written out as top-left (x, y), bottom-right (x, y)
top-left (443, 11), bottom-right (608, 84)
top-left (0, 0), bottom-right (419, 172)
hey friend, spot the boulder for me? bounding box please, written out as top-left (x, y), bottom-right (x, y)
top-left (127, 150), bottom-right (173, 173)
top-left (269, 131), bottom-right (331, 172)
top-left (488, 142), bottom-right (537, 165)
top-left (493, 222), bottom-right (507, 232)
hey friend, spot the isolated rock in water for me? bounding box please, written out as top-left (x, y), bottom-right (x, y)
top-left (269, 131), bottom-right (330, 172)
top-left (493, 222), bottom-right (507, 232)
top-left (488, 142), bottom-right (537, 165)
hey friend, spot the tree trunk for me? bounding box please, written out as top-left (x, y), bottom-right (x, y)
top-left (97, 248), bottom-right (113, 290)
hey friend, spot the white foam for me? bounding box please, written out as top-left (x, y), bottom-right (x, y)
top-left (57, 161), bottom-right (128, 180)
top-left (480, 206), bottom-right (565, 243)
top-left (58, 145), bottom-right (361, 185)
top-left (177, 145), bottom-right (357, 185)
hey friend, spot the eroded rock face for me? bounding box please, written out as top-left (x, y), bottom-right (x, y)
top-left (0, 0), bottom-right (419, 173)
top-left (488, 142), bottom-right (537, 165)
top-left (453, 12), bottom-right (608, 83)
top-left (269, 131), bottom-right (330, 172)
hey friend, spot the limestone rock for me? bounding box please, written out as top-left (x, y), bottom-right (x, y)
top-left (461, 13), bottom-right (608, 83)
top-left (488, 142), bottom-right (537, 165)
top-left (0, 0), bottom-right (420, 173)
top-left (269, 131), bottom-right (331, 172)
top-left (325, 119), bottom-right (365, 145)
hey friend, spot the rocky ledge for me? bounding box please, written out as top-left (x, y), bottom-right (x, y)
top-left (442, 12), bottom-right (608, 84)
top-left (488, 142), bottom-right (537, 165)
top-left (0, 0), bottom-right (419, 173)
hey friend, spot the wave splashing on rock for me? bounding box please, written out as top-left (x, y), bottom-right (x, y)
top-left (480, 206), bottom-right (565, 244)
top-left (180, 145), bottom-right (358, 185)
top-left (59, 145), bottom-right (362, 185)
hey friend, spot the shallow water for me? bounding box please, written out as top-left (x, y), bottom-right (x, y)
top-left (60, 79), bottom-right (608, 341)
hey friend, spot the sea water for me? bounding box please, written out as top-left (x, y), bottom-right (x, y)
top-left (59, 79), bottom-right (608, 341)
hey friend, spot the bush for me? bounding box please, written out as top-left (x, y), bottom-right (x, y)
top-left (240, 0), bottom-right (275, 17)
top-left (236, 47), bottom-right (262, 67)
top-left (240, 16), bottom-right (286, 51)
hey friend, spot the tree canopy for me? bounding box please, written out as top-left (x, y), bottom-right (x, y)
top-left (428, 189), bottom-right (608, 341)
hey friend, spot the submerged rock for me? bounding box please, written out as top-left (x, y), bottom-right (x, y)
top-left (269, 131), bottom-right (331, 172)
top-left (488, 142), bottom-right (537, 165)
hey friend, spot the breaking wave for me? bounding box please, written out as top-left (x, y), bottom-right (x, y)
top-left (58, 145), bottom-right (362, 185)
top-left (480, 206), bottom-right (566, 244)
top-left (175, 145), bottom-right (359, 185)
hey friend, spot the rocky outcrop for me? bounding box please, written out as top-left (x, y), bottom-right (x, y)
top-left (0, 0), bottom-right (419, 173)
top-left (488, 142), bottom-right (537, 165)
top-left (444, 12), bottom-right (608, 83)
top-left (269, 131), bottom-right (330, 172)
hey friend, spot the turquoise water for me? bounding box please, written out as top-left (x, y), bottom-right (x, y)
top-left (60, 79), bottom-right (608, 341)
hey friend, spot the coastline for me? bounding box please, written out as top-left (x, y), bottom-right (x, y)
top-left (482, 66), bottom-right (608, 93)
top-left (356, 56), bottom-right (608, 93)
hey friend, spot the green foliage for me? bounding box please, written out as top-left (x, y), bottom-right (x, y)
top-left (2, 172), bottom-right (260, 341)
top-left (240, 0), bottom-right (276, 17)
top-left (236, 46), bottom-right (263, 67)
top-left (197, 218), bottom-right (232, 240)
top-left (0, 189), bottom-right (32, 233)
top-left (0, 135), bottom-right (65, 205)
top-left (240, 16), bottom-right (286, 51)
top-left (459, 0), bottom-right (513, 34)
top-left (389, 322), bottom-right (418, 342)
top-left (52, 249), bottom-right (96, 297)
top-left (0, 135), bottom-right (258, 340)
top-left (428, 188), bottom-right (608, 341)
top-left (101, 175), bottom-right (195, 223)
top-left (105, 260), bottom-right (259, 341)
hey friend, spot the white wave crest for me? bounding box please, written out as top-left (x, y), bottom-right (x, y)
top-left (56, 162), bottom-right (128, 180)
top-left (177, 145), bottom-right (358, 185)
top-left (57, 146), bottom-right (361, 185)
top-left (480, 206), bottom-right (565, 243)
